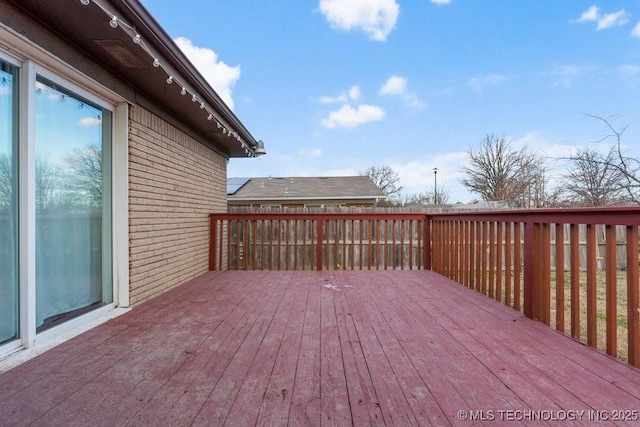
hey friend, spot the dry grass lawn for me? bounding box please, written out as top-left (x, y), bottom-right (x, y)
top-left (549, 271), bottom-right (631, 362)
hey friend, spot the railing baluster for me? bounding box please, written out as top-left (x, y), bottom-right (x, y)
top-left (531, 222), bottom-right (543, 321)
top-left (586, 223), bottom-right (597, 347)
top-left (496, 221), bottom-right (503, 303)
top-left (555, 223), bottom-right (565, 333)
top-left (385, 219), bottom-right (389, 270)
top-left (523, 219), bottom-right (535, 319)
top-left (489, 221), bottom-right (495, 299)
top-left (570, 224), bottom-right (580, 340)
top-left (358, 219), bottom-right (365, 270)
top-left (514, 223), bottom-right (521, 312)
top-left (209, 216), bottom-right (217, 270)
top-left (468, 221), bottom-right (475, 289)
top-left (505, 222), bottom-right (512, 307)
top-left (475, 221), bottom-right (482, 292)
top-left (605, 224), bottom-right (617, 356)
top-left (408, 220), bottom-right (413, 270)
top-left (218, 220), bottom-right (229, 270)
top-left (316, 219), bottom-right (323, 271)
top-left (482, 221), bottom-right (488, 295)
top-left (542, 222), bottom-right (551, 325)
top-left (243, 220), bottom-right (249, 269)
top-left (461, 221), bottom-right (467, 286)
top-left (350, 219), bottom-right (355, 269)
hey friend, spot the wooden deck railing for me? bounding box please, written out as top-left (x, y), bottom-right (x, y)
top-left (209, 213), bottom-right (430, 271)
top-left (429, 207), bottom-right (640, 367)
top-left (209, 208), bottom-right (640, 367)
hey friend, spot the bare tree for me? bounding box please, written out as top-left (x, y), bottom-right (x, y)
top-left (560, 147), bottom-right (627, 206)
top-left (361, 166), bottom-right (403, 201)
top-left (65, 144), bottom-right (102, 206)
top-left (403, 191), bottom-right (430, 206)
top-left (462, 134), bottom-right (546, 207)
top-left (584, 114), bottom-right (640, 203)
top-left (0, 155), bottom-right (12, 211)
top-left (403, 187), bottom-right (450, 206)
top-left (35, 158), bottom-right (73, 212)
top-left (433, 186), bottom-right (450, 205)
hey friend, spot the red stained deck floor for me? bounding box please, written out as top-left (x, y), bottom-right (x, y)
top-left (2, 270), bottom-right (640, 426)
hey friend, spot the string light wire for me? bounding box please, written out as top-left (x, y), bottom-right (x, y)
top-left (80, 0), bottom-right (256, 156)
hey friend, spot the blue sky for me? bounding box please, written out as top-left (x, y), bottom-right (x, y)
top-left (140, 0), bottom-right (640, 202)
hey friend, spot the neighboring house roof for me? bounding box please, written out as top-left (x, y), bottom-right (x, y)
top-left (227, 176), bottom-right (386, 202)
top-left (6, 0), bottom-right (263, 158)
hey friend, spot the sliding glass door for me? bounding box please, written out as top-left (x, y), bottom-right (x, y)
top-left (0, 60), bottom-right (18, 345)
top-left (34, 76), bottom-right (113, 331)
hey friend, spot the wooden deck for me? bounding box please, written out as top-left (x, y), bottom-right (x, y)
top-left (2, 270), bottom-right (640, 426)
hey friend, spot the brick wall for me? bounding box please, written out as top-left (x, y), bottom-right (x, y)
top-left (128, 105), bottom-right (227, 305)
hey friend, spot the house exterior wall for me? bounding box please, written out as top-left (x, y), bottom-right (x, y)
top-left (128, 105), bottom-right (227, 305)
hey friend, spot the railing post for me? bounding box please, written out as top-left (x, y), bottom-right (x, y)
top-left (627, 225), bottom-right (640, 367)
top-left (209, 214), bottom-right (217, 270)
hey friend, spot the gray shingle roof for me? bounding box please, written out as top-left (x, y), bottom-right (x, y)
top-left (227, 176), bottom-right (386, 201)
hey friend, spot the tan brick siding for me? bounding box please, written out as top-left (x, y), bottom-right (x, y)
top-left (128, 105), bottom-right (227, 305)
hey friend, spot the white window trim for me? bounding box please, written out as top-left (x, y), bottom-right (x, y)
top-left (0, 23), bottom-right (130, 360)
top-left (113, 102), bottom-right (129, 308)
top-left (19, 59), bottom-right (36, 349)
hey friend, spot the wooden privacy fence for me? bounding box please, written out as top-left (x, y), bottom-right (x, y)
top-left (209, 213), bottom-right (430, 271)
top-left (429, 207), bottom-right (640, 367)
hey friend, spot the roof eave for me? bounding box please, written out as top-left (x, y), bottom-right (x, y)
top-left (115, 0), bottom-right (261, 155)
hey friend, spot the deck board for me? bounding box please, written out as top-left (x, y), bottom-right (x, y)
top-left (2, 270), bottom-right (640, 426)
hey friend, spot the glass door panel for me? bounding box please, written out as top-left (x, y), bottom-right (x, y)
top-left (35, 76), bottom-right (112, 331)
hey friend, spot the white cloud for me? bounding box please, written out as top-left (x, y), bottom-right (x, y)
top-left (467, 74), bottom-right (507, 93)
top-left (174, 36), bottom-right (240, 110)
top-left (548, 65), bottom-right (584, 87)
top-left (379, 75), bottom-right (426, 109)
top-left (321, 104), bottom-right (385, 129)
top-left (78, 117), bottom-right (102, 127)
top-left (348, 85), bottom-right (361, 100)
top-left (618, 65), bottom-right (640, 86)
top-left (597, 10), bottom-right (629, 30)
top-left (572, 6), bottom-right (629, 30)
top-left (619, 64), bottom-right (640, 77)
top-left (631, 22), bottom-right (640, 37)
top-left (574, 5), bottom-right (600, 23)
top-left (318, 0), bottom-right (399, 41)
top-left (319, 93), bottom-right (348, 104)
top-left (379, 75), bottom-right (407, 95)
top-left (389, 152), bottom-right (469, 200)
top-left (430, 0), bottom-right (451, 4)
top-left (403, 93), bottom-right (427, 109)
top-left (319, 85), bottom-right (362, 104)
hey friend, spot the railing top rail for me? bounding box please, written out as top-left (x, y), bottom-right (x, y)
top-left (211, 212), bottom-right (429, 221)
top-left (427, 206), bottom-right (640, 226)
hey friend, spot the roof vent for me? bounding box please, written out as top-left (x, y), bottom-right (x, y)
top-left (95, 40), bottom-right (147, 68)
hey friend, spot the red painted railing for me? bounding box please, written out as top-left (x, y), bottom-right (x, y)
top-left (210, 208), bottom-right (640, 367)
top-left (429, 207), bottom-right (640, 367)
top-left (209, 213), bottom-right (430, 271)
